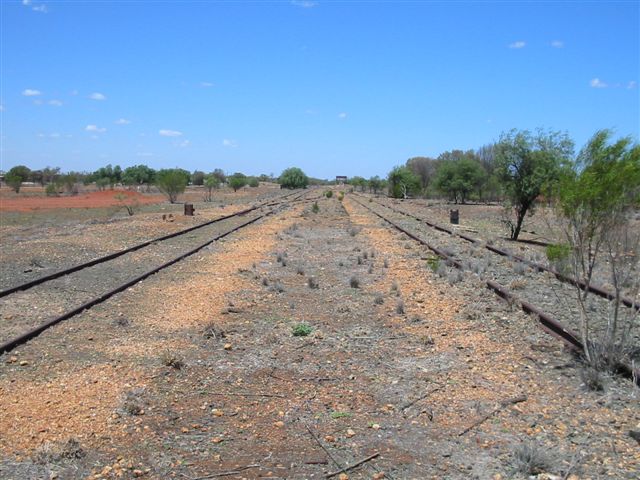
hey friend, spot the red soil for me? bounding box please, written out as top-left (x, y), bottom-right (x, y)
top-left (0, 189), bottom-right (165, 212)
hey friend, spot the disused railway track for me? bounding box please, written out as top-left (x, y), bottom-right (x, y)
top-left (349, 195), bottom-right (640, 386)
top-left (0, 191), bottom-right (309, 354)
top-left (359, 194), bottom-right (640, 311)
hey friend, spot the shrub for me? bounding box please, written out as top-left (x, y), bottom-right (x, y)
top-left (325, 190), bottom-right (333, 198)
top-left (511, 442), bottom-right (551, 476)
top-left (307, 276), bottom-right (319, 289)
top-left (311, 201), bottom-right (319, 214)
top-left (155, 168), bottom-right (190, 203)
top-left (396, 300), bottom-right (405, 314)
top-left (279, 167), bottom-right (309, 189)
top-left (160, 351), bottom-right (184, 369)
top-left (374, 293), bottom-right (384, 305)
top-left (349, 276), bottom-right (360, 288)
top-left (292, 322), bottom-right (313, 337)
top-left (337, 192), bottom-right (344, 201)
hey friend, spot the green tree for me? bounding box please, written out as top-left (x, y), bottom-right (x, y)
top-left (211, 168), bottom-right (226, 185)
top-left (555, 130), bottom-right (640, 370)
top-left (155, 168), bottom-right (190, 203)
top-left (495, 129), bottom-right (574, 240)
top-left (368, 176), bottom-right (383, 194)
top-left (203, 173), bottom-right (220, 201)
top-left (433, 157), bottom-right (486, 204)
top-left (122, 165), bottom-right (156, 187)
top-left (5, 165), bottom-right (31, 193)
top-left (248, 177), bottom-right (259, 187)
top-left (191, 170), bottom-right (205, 186)
top-left (228, 172), bottom-right (248, 192)
top-left (406, 156), bottom-right (438, 193)
top-left (387, 166), bottom-right (420, 199)
top-left (278, 167), bottom-right (309, 189)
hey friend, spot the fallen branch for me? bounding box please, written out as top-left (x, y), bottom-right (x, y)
top-left (189, 464), bottom-right (260, 479)
top-left (208, 392), bottom-right (285, 398)
top-left (325, 452), bottom-right (380, 479)
top-left (458, 395), bottom-right (527, 437)
top-left (305, 423), bottom-right (342, 470)
top-left (400, 385), bottom-right (444, 413)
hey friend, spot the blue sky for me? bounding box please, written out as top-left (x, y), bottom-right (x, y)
top-left (1, 1), bottom-right (638, 179)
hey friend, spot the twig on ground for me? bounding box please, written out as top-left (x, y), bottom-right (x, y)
top-left (189, 464), bottom-right (260, 479)
top-left (305, 423), bottom-right (342, 470)
top-left (208, 392), bottom-right (285, 398)
top-left (325, 452), bottom-right (380, 479)
top-left (458, 395), bottom-right (527, 436)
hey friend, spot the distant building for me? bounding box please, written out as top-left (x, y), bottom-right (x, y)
top-left (335, 175), bottom-right (347, 185)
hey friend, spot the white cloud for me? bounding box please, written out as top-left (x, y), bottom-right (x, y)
top-left (177, 140), bottom-right (191, 147)
top-left (291, 0), bottom-right (317, 7)
top-left (508, 41), bottom-right (526, 49)
top-left (70, 90), bottom-right (79, 96)
top-left (85, 124), bottom-right (106, 133)
top-left (32, 4), bottom-right (47, 13)
top-left (22, 0), bottom-right (32, 5)
top-left (89, 92), bottom-right (106, 100)
top-left (0, 104), bottom-right (4, 112)
top-left (338, 112), bottom-right (347, 119)
top-left (159, 129), bottom-right (183, 137)
top-left (49, 132), bottom-right (60, 138)
top-left (550, 40), bottom-right (564, 48)
top-left (48, 99), bottom-right (63, 107)
top-left (222, 139), bottom-right (238, 147)
top-left (22, 89), bottom-right (42, 96)
top-left (590, 78), bottom-right (608, 88)
top-left (628, 81), bottom-right (637, 89)
top-left (200, 82), bottom-right (214, 87)
top-left (114, 118), bottom-right (131, 125)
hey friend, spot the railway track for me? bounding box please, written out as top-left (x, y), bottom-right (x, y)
top-left (349, 195), bottom-right (640, 386)
top-left (0, 190), bottom-right (309, 354)
top-left (360, 194), bottom-right (640, 311)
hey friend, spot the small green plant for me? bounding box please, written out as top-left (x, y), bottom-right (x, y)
top-left (396, 300), bottom-right (405, 314)
top-left (427, 257), bottom-right (440, 272)
top-left (374, 293), bottom-right (384, 305)
top-left (581, 366), bottom-right (605, 391)
top-left (545, 243), bottom-right (572, 274)
top-left (307, 276), bottom-right (319, 289)
top-left (350, 276), bottom-right (360, 288)
top-left (311, 201), bottom-right (320, 213)
top-left (330, 411), bottom-right (351, 419)
top-left (292, 322), bottom-right (313, 337)
top-left (338, 192), bottom-right (344, 201)
top-left (325, 190), bottom-right (333, 198)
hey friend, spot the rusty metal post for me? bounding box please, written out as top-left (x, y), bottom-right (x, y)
top-left (184, 203), bottom-right (194, 216)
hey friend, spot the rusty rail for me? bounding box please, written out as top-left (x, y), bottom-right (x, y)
top-left (350, 196), bottom-right (640, 387)
top-left (0, 193), bottom-right (306, 355)
top-left (0, 190), bottom-right (300, 299)
top-left (361, 195), bottom-right (640, 312)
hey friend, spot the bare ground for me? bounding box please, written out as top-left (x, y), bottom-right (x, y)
top-left (0, 192), bottom-right (638, 479)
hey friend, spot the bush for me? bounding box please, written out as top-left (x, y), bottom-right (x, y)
top-left (155, 168), bottom-right (190, 203)
top-left (45, 183), bottom-right (60, 196)
top-left (292, 322), bottom-right (313, 337)
top-left (248, 177), bottom-right (259, 188)
top-left (279, 167), bottom-right (309, 189)
top-left (228, 172), bottom-right (248, 192)
top-left (349, 276), bottom-right (360, 288)
top-left (311, 201), bottom-right (319, 213)
top-left (325, 190), bottom-right (333, 198)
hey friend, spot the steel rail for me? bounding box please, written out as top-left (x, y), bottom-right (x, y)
top-left (360, 195), bottom-right (640, 312)
top-left (350, 196), bottom-right (640, 386)
top-left (0, 193), bottom-right (305, 354)
top-left (0, 190), bottom-right (299, 299)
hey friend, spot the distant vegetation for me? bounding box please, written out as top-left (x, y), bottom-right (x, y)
top-left (278, 167), bottom-right (309, 189)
